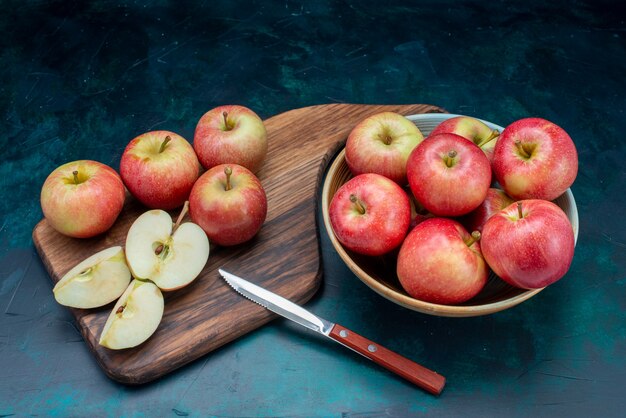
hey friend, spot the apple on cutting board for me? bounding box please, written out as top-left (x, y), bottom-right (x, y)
top-left (40, 160), bottom-right (126, 238)
top-left (53, 246), bottom-right (131, 309)
top-left (120, 130), bottom-right (200, 210)
top-left (189, 164), bottom-right (267, 247)
top-left (193, 105), bottom-right (268, 174)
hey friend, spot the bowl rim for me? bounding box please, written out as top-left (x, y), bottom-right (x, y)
top-left (321, 113), bottom-right (579, 317)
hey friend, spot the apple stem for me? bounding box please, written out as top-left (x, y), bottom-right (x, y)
top-left (444, 150), bottom-right (457, 167)
top-left (517, 201), bottom-right (524, 219)
top-left (465, 231), bottom-right (481, 247)
top-left (72, 170), bottom-right (80, 184)
top-left (349, 194), bottom-right (366, 214)
top-left (224, 166), bottom-right (233, 191)
top-left (477, 129), bottom-right (500, 147)
top-left (159, 135), bottom-right (172, 153)
top-left (223, 111), bottom-right (233, 131)
top-left (514, 140), bottom-right (531, 158)
top-left (172, 201), bottom-right (190, 234)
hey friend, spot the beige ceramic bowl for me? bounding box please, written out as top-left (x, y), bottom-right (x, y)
top-left (322, 113), bottom-right (579, 317)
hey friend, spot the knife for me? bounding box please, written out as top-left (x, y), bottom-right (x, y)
top-left (219, 269), bottom-right (446, 395)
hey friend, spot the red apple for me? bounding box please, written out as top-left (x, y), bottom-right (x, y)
top-left (120, 130), bottom-right (200, 210)
top-left (40, 160), bottom-right (125, 238)
top-left (329, 173), bottom-right (410, 256)
top-left (194, 105), bottom-right (267, 173)
top-left (430, 116), bottom-right (500, 163)
top-left (407, 133), bottom-right (491, 217)
top-left (189, 164), bottom-right (267, 246)
top-left (345, 112), bottom-right (424, 184)
top-left (493, 118), bottom-right (578, 200)
top-left (460, 188), bottom-right (515, 233)
top-left (397, 218), bottom-right (488, 304)
top-left (404, 186), bottom-right (433, 230)
top-left (481, 200), bottom-right (575, 289)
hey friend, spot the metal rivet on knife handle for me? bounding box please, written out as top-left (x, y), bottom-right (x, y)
top-left (339, 330), bottom-right (348, 338)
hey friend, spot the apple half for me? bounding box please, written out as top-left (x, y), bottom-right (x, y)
top-left (53, 246), bottom-right (131, 309)
top-left (99, 279), bottom-right (164, 350)
top-left (125, 209), bottom-right (210, 291)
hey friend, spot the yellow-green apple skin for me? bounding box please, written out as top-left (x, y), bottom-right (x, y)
top-left (120, 130), bottom-right (200, 210)
top-left (345, 112), bottom-right (424, 185)
top-left (40, 160), bottom-right (125, 238)
top-left (53, 246), bottom-right (131, 309)
top-left (194, 105), bottom-right (267, 174)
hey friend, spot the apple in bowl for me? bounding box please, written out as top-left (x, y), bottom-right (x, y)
top-left (493, 118), bottom-right (578, 200)
top-left (429, 115), bottom-right (500, 163)
top-left (481, 200), bottom-right (575, 289)
top-left (329, 173), bottom-right (410, 256)
top-left (40, 160), bottom-right (126, 238)
top-left (407, 133), bottom-right (491, 217)
top-left (397, 218), bottom-right (487, 305)
top-left (345, 112), bottom-right (424, 184)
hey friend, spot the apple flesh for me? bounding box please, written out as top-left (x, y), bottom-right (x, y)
top-left (53, 246), bottom-right (131, 309)
top-left (329, 173), bottom-right (410, 256)
top-left (397, 218), bottom-right (487, 304)
top-left (189, 164), bottom-right (267, 246)
top-left (120, 130), bottom-right (200, 210)
top-left (481, 199), bottom-right (575, 289)
top-left (430, 116), bottom-right (500, 163)
top-left (40, 160), bottom-right (125, 238)
top-left (99, 279), bottom-right (164, 350)
top-left (125, 206), bottom-right (210, 291)
top-left (492, 118), bottom-right (578, 200)
top-left (460, 188), bottom-right (515, 233)
top-left (194, 105), bottom-right (267, 174)
top-left (345, 112), bottom-right (424, 184)
top-left (407, 133), bottom-right (491, 217)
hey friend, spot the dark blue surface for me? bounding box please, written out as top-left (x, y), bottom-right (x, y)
top-left (1, 1), bottom-right (625, 416)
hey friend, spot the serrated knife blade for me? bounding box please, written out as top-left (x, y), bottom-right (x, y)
top-left (219, 269), bottom-right (445, 395)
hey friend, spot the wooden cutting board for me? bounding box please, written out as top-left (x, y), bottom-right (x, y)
top-left (32, 103), bottom-right (445, 384)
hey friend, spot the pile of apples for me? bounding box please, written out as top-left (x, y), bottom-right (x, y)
top-left (329, 113), bottom-right (578, 305)
top-left (41, 105), bottom-right (269, 349)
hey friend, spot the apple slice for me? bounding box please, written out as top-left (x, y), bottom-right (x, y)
top-left (99, 279), bottom-right (164, 350)
top-left (53, 246), bottom-right (131, 309)
top-left (125, 206), bottom-right (210, 291)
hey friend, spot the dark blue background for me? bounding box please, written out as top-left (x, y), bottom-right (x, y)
top-left (1, 1), bottom-right (625, 416)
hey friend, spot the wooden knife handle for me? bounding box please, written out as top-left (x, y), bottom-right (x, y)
top-left (328, 324), bottom-right (445, 395)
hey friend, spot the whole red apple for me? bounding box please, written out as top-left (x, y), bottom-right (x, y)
top-left (397, 218), bottom-right (488, 304)
top-left (345, 112), bottom-right (424, 184)
top-left (481, 199), bottom-right (575, 289)
top-left (460, 188), bottom-right (515, 233)
top-left (40, 160), bottom-right (125, 238)
top-left (430, 115), bottom-right (500, 163)
top-left (329, 173), bottom-right (410, 256)
top-left (194, 105), bottom-right (267, 174)
top-left (120, 130), bottom-right (200, 210)
top-left (407, 133), bottom-right (491, 217)
top-left (189, 164), bottom-right (267, 246)
top-left (493, 118), bottom-right (578, 200)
